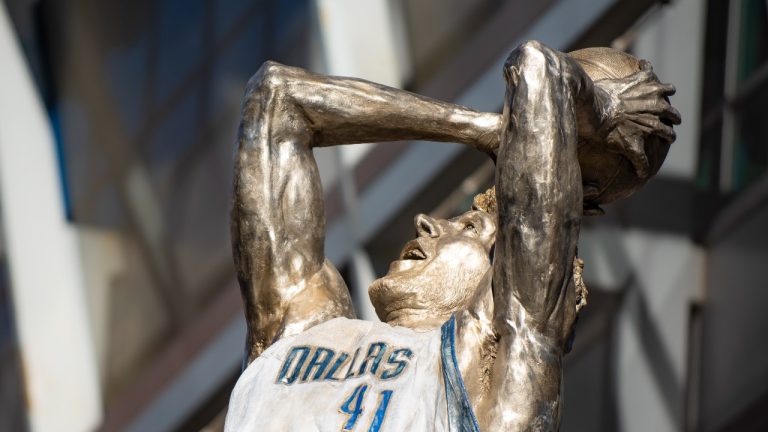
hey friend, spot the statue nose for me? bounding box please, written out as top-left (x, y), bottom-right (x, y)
top-left (415, 214), bottom-right (440, 238)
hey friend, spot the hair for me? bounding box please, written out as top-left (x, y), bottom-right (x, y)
top-left (471, 186), bottom-right (497, 214)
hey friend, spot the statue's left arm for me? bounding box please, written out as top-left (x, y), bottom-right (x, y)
top-left (479, 41), bottom-right (678, 430)
top-left (477, 41), bottom-right (588, 430)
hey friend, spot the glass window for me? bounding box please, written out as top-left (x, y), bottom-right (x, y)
top-left (733, 76), bottom-right (768, 190)
top-left (730, 0), bottom-right (768, 191)
top-left (736, 0), bottom-right (768, 87)
top-left (701, 0), bottom-right (768, 194)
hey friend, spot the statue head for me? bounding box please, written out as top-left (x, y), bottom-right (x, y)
top-left (368, 207), bottom-right (496, 328)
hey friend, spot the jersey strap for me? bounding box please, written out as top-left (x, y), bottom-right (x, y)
top-left (440, 316), bottom-right (480, 432)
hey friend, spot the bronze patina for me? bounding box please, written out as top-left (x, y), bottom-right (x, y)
top-left (230, 40), bottom-right (680, 430)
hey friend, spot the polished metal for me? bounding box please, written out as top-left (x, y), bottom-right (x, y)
top-left (231, 40), bottom-right (680, 430)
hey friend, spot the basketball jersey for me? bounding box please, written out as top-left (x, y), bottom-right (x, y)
top-left (224, 316), bottom-right (479, 431)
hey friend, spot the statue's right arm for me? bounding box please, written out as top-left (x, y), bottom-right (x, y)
top-left (233, 61), bottom-right (500, 362)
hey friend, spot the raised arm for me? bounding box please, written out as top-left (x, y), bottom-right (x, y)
top-left (480, 41), bottom-right (680, 430)
top-left (480, 41), bottom-right (602, 430)
top-left (232, 62), bottom-right (500, 362)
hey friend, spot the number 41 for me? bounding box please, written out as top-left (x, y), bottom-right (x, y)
top-left (340, 384), bottom-right (393, 431)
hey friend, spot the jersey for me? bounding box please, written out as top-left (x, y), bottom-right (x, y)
top-left (224, 316), bottom-right (479, 431)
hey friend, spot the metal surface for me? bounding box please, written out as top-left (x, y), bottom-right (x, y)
top-left (231, 40), bottom-right (679, 430)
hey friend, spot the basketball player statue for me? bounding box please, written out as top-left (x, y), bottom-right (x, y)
top-left (225, 41), bottom-right (680, 431)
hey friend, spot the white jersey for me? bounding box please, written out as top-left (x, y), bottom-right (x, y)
top-left (224, 316), bottom-right (479, 431)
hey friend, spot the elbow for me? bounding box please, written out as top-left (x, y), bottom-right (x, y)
top-left (503, 41), bottom-right (560, 84)
top-left (239, 61), bottom-right (306, 144)
top-left (246, 60), bottom-right (290, 98)
top-left (504, 40), bottom-right (585, 97)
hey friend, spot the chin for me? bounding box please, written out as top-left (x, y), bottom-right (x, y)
top-left (367, 277), bottom-right (388, 321)
top-left (367, 275), bottom-right (408, 323)
top-left (367, 277), bottom-right (446, 329)
top-left (368, 258), bottom-right (490, 325)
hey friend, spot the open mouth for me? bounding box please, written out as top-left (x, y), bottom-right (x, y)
top-left (400, 240), bottom-right (427, 260)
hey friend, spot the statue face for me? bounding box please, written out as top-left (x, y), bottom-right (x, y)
top-left (368, 210), bottom-right (496, 327)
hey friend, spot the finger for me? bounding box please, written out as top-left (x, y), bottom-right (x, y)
top-left (623, 98), bottom-right (679, 122)
top-left (659, 83), bottom-right (676, 96)
top-left (628, 69), bottom-right (658, 87)
top-left (626, 113), bottom-right (676, 143)
top-left (627, 81), bottom-right (675, 99)
top-left (659, 102), bottom-right (682, 125)
top-left (608, 128), bottom-right (650, 178)
top-left (626, 134), bottom-right (650, 178)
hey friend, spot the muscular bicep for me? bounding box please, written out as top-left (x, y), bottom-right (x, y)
top-left (232, 63), bottom-right (353, 361)
top-left (231, 135), bottom-right (324, 287)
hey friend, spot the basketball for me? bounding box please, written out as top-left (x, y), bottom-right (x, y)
top-left (569, 47), bottom-right (672, 207)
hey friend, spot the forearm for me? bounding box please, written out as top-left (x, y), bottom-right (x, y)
top-left (493, 42), bottom-right (583, 340)
top-left (484, 39), bottom-right (587, 431)
top-left (263, 61), bottom-right (501, 153)
top-left (480, 329), bottom-right (564, 430)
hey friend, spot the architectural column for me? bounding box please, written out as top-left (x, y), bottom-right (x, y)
top-left (0, 4), bottom-right (101, 431)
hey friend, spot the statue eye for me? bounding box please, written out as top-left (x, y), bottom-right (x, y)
top-left (464, 223), bottom-right (477, 234)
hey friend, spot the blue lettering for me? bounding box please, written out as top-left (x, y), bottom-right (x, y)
top-left (276, 346), bottom-right (311, 385)
top-left (344, 348), bottom-right (361, 379)
top-left (357, 342), bottom-right (387, 376)
top-left (324, 352), bottom-right (349, 381)
top-left (380, 348), bottom-right (413, 380)
top-left (302, 348), bottom-right (335, 382)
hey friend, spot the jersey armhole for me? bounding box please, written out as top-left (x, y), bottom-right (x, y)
top-left (440, 315), bottom-right (481, 431)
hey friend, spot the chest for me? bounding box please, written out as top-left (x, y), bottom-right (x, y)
top-left (226, 319), bottom-right (449, 431)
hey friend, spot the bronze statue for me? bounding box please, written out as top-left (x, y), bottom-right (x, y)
top-left (226, 41), bottom-right (680, 431)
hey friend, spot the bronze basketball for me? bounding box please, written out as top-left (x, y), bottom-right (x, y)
top-left (569, 47), bottom-right (672, 206)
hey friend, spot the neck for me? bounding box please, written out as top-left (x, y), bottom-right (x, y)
top-left (385, 308), bottom-right (452, 331)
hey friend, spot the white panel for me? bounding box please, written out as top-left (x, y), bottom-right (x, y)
top-left (0, 4), bottom-right (102, 431)
top-left (617, 290), bottom-right (678, 432)
top-left (77, 227), bottom-right (126, 382)
top-left (580, 226), bottom-right (704, 432)
top-left (315, 0), bottom-right (409, 167)
top-left (315, 0), bottom-right (407, 86)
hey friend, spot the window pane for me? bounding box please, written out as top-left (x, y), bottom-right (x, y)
top-left (732, 76), bottom-right (768, 190)
top-left (737, 0), bottom-right (768, 86)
